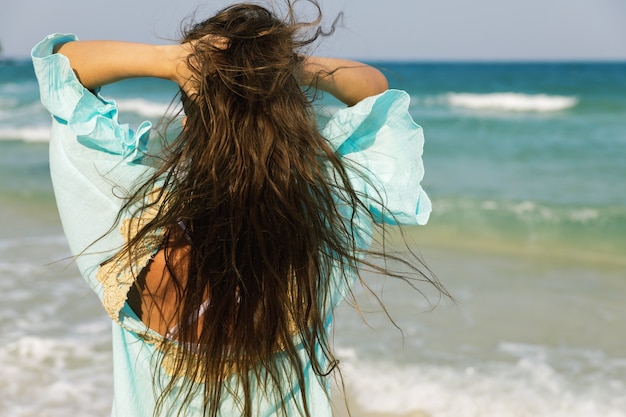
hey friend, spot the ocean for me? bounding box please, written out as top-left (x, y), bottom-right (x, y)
top-left (1, 57), bottom-right (625, 416)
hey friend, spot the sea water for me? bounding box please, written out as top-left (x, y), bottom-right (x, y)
top-left (1, 57), bottom-right (625, 416)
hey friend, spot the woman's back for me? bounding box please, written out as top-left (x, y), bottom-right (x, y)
top-left (32, 2), bottom-right (437, 416)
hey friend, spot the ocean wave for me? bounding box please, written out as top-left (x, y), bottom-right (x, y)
top-left (116, 98), bottom-right (178, 118)
top-left (444, 92), bottom-right (578, 112)
top-left (0, 101), bottom-right (50, 124)
top-left (0, 81), bottom-right (39, 96)
top-left (436, 198), bottom-right (605, 225)
top-left (0, 126), bottom-right (51, 142)
top-left (0, 99), bottom-right (173, 142)
top-left (415, 197), bottom-right (626, 264)
top-left (0, 335), bottom-right (113, 417)
top-left (337, 348), bottom-right (626, 417)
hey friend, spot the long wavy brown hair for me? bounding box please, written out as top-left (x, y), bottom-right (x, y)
top-left (108, 2), bottom-right (444, 416)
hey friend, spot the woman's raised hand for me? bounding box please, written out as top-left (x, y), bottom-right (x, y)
top-left (54, 38), bottom-right (387, 107)
top-left (54, 38), bottom-right (217, 95)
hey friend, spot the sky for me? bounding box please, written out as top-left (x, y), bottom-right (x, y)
top-left (1, 0), bottom-right (626, 61)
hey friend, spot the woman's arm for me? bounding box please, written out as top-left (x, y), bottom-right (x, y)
top-left (300, 56), bottom-right (388, 106)
top-left (54, 40), bottom-right (190, 90)
top-left (55, 41), bottom-right (387, 106)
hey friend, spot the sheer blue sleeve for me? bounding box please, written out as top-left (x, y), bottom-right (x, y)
top-left (322, 90), bottom-right (432, 226)
top-left (32, 33), bottom-right (151, 161)
top-left (31, 34), bottom-right (157, 304)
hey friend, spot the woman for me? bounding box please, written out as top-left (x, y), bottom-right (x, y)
top-left (32, 2), bottom-right (437, 416)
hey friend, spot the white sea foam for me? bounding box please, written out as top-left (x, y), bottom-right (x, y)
top-left (116, 98), bottom-right (177, 118)
top-left (506, 201), bottom-right (604, 225)
top-left (0, 98), bottom-right (175, 141)
top-left (0, 335), bottom-right (113, 417)
top-left (337, 348), bottom-right (626, 417)
top-left (446, 92), bottom-right (578, 112)
top-left (436, 198), bottom-right (607, 227)
top-left (568, 208), bottom-right (599, 223)
top-left (511, 200), bottom-right (537, 216)
top-left (481, 200), bottom-right (498, 210)
top-left (0, 126), bottom-right (51, 142)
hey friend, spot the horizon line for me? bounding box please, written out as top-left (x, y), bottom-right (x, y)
top-left (2, 53), bottom-right (626, 64)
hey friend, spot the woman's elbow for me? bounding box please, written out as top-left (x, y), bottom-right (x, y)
top-left (370, 68), bottom-right (389, 95)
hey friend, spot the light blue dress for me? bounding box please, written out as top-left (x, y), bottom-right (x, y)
top-left (32, 33), bottom-right (431, 417)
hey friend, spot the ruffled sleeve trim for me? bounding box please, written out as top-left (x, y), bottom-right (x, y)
top-left (32, 33), bottom-right (150, 162)
top-left (321, 90), bottom-right (432, 225)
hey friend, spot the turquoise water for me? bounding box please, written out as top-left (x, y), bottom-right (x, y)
top-left (2, 60), bottom-right (625, 262)
top-left (386, 62), bottom-right (626, 264)
top-left (1, 58), bottom-right (625, 416)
